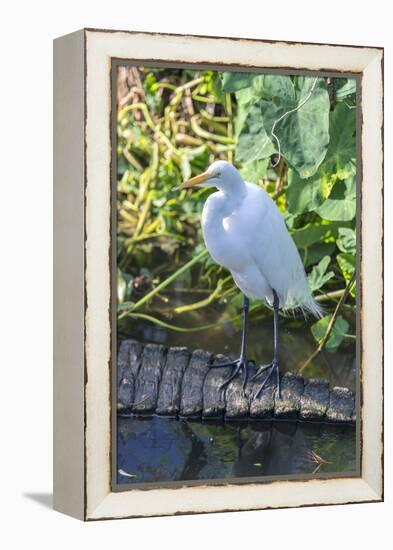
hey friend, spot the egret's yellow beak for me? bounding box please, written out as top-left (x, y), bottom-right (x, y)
top-left (174, 171), bottom-right (217, 190)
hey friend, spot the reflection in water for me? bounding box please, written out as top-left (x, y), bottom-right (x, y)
top-left (117, 416), bottom-right (356, 485)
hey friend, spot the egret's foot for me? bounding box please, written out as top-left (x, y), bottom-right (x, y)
top-left (208, 357), bottom-right (254, 394)
top-left (251, 359), bottom-right (281, 399)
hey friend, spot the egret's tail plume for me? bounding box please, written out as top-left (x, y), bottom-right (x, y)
top-left (277, 295), bottom-right (324, 320)
top-left (300, 296), bottom-right (324, 320)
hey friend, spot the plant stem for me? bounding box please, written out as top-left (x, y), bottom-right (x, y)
top-left (271, 159), bottom-right (287, 199)
top-left (118, 102), bottom-right (180, 159)
top-left (314, 288), bottom-right (347, 302)
top-left (190, 115), bottom-right (235, 145)
top-left (299, 272), bottom-right (356, 373)
top-left (122, 147), bottom-right (144, 172)
top-left (124, 312), bottom-right (217, 333)
top-left (126, 140), bottom-right (159, 255)
top-left (200, 109), bottom-right (229, 123)
top-left (126, 190), bottom-right (153, 253)
top-left (123, 301), bottom-right (263, 333)
top-left (131, 231), bottom-right (187, 243)
top-left (152, 82), bottom-right (177, 92)
top-left (174, 76), bottom-right (204, 94)
top-left (118, 248), bottom-right (209, 319)
top-left (174, 276), bottom-right (231, 314)
top-left (118, 102), bottom-right (156, 131)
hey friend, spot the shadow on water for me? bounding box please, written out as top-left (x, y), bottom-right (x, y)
top-left (117, 416), bottom-right (356, 485)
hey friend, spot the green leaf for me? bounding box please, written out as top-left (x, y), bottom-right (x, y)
top-left (337, 252), bottom-right (356, 298)
top-left (324, 102), bottom-right (356, 179)
top-left (117, 270), bottom-right (134, 303)
top-left (234, 99), bottom-right (251, 138)
top-left (292, 224), bottom-right (335, 249)
top-left (143, 72), bottom-right (162, 113)
top-left (336, 228), bottom-right (356, 254)
top-left (287, 102), bottom-right (356, 216)
top-left (239, 159), bottom-right (269, 182)
top-left (307, 256), bottom-right (335, 292)
top-left (311, 314), bottom-right (349, 352)
top-left (229, 292), bottom-right (244, 309)
top-left (262, 74), bottom-right (295, 102)
top-left (221, 72), bottom-right (256, 92)
top-left (282, 210), bottom-right (297, 230)
top-left (118, 270), bottom-right (126, 303)
top-left (319, 173), bottom-right (336, 200)
top-left (335, 78), bottom-right (357, 101)
top-left (302, 242), bottom-right (336, 268)
top-left (211, 73), bottom-right (224, 102)
top-left (235, 103), bottom-right (275, 162)
top-left (316, 197), bottom-right (356, 221)
top-left (316, 177), bottom-right (356, 221)
top-left (337, 252), bottom-right (355, 279)
top-left (235, 86), bottom-right (259, 106)
top-left (254, 76), bottom-right (330, 178)
top-left (233, 78), bottom-right (266, 139)
top-left (287, 169), bottom-right (324, 214)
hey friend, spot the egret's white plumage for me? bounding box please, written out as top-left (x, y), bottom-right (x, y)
top-left (182, 160), bottom-right (322, 318)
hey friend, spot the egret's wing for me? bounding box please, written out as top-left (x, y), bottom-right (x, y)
top-left (244, 185), bottom-right (310, 308)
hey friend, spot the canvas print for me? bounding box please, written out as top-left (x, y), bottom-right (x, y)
top-left (115, 65), bottom-right (358, 487)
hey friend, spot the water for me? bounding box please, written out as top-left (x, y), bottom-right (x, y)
top-left (117, 416), bottom-right (357, 485)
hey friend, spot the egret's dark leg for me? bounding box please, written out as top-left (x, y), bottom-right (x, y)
top-left (209, 294), bottom-right (252, 392)
top-left (251, 289), bottom-right (281, 398)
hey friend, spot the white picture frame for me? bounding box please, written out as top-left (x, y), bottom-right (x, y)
top-left (53, 28), bottom-right (383, 521)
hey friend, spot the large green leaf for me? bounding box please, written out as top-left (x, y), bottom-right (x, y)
top-left (235, 103), bottom-right (275, 162)
top-left (337, 227), bottom-right (356, 254)
top-left (316, 177), bottom-right (356, 221)
top-left (308, 256), bottom-right (335, 292)
top-left (221, 72), bottom-right (256, 93)
top-left (234, 100), bottom-right (251, 138)
top-left (302, 242), bottom-right (336, 268)
top-left (286, 169), bottom-right (324, 214)
top-left (292, 224), bottom-right (336, 249)
top-left (335, 78), bottom-right (357, 101)
top-left (286, 102), bottom-right (356, 216)
top-left (316, 197), bottom-right (355, 221)
top-left (239, 159), bottom-right (269, 183)
top-left (234, 85), bottom-right (263, 138)
top-left (323, 102), bottom-right (356, 179)
top-left (311, 314), bottom-right (349, 352)
top-left (235, 86), bottom-right (260, 106)
top-left (253, 76), bottom-right (330, 178)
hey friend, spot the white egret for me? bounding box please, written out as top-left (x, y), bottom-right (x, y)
top-left (176, 160), bottom-right (322, 397)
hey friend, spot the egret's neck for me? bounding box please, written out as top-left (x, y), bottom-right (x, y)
top-left (201, 178), bottom-right (247, 253)
top-left (206, 175), bottom-right (246, 221)
top-left (215, 173), bottom-right (247, 204)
